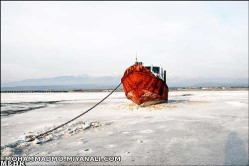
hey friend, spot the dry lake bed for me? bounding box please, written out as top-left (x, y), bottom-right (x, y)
top-left (1, 91), bottom-right (248, 165)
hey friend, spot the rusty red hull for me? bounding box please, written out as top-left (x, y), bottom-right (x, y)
top-left (121, 64), bottom-right (168, 105)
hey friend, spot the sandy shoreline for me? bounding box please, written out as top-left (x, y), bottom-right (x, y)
top-left (1, 91), bottom-right (248, 165)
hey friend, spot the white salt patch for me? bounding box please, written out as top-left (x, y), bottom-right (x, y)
top-left (132, 135), bottom-right (144, 139)
top-left (1, 148), bottom-right (13, 157)
top-left (158, 125), bottom-right (166, 129)
top-left (225, 101), bottom-right (247, 107)
top-left (105, 144), bottom-right (117, 148)
top-left (1, 120), bottom-right (108, 156)
top-left (39, 152), bottom-right (49, 156)
top-left (105, 131), bottom-right (114, 135)
top-left (140, 129), bottom-right (154, 134)
top-left (71, 141), bottom-right (83, 146)
top-left (118, 102), bottom-right (175, 111)
top-left (51, 151), bottom-right (63, 155)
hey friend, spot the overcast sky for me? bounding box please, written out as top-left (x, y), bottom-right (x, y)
top-left (1, 1), bottom-right (248, 82)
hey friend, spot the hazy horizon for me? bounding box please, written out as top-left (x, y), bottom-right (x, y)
top-left (1, 1), bottom-right (248, 83)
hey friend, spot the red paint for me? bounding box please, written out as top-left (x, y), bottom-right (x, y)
top-left (121, 63), bottom-right (168, 105)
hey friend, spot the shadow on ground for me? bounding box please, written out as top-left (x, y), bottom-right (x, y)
top-left (167, 99), bottom-right (189, 104)
top-left (224, 132), bottom-right (248, 165)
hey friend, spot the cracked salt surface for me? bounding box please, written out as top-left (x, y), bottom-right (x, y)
top-left (1, 91), bottom-right (248, 165)
top-left (1, 120), bottom-right (109, 157)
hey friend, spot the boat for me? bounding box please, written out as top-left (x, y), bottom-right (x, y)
top-left (121, 59), bottom-right (169, 106)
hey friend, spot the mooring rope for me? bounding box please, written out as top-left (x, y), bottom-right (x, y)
top-left (29, 82), bottom-right (122, 141)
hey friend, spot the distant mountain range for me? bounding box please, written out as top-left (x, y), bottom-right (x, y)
top-left (1, 76), bottom-right (122, 91)
top-left (2, 76), bottom-right (121, 87)
top-left (1, 75), bottom-right (248, 91)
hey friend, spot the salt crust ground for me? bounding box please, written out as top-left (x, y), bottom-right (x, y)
top-left (1, 91), bottom-right (248, 165)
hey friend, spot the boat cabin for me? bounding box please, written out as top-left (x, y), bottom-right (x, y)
top-left (134, 60), bottom-right (167, 83)
top-left (144, 65), bottom-right (166, 83)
